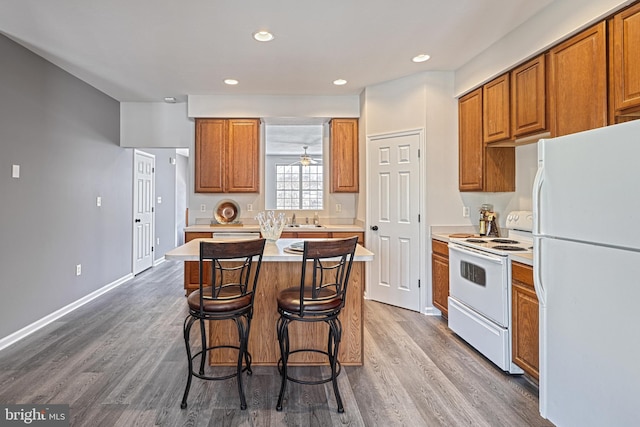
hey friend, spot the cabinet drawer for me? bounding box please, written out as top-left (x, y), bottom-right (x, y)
top-left (432, 239), bottom-right (449, 257)
top-left (512, 261), bottom-right (533, 288)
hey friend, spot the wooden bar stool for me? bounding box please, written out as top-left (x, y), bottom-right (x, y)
top-left (275, 236), bottom-right (358, 413)
top-left (181, 238), bottom-right (266, 410)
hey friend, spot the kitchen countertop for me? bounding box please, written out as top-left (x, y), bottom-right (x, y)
top-left (431, 229), bottom-right (533, 267)
top-left (166, 237), bottom-right (374, 262)
top-left (185, 224), bottom-right (365, 233)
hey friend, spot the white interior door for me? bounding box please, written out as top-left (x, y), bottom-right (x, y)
top-left (367, 130), bottom-right (421, 311)
top-left (133, 150), bottom-right (155, 274)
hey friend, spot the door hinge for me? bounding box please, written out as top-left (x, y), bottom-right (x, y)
top-left (418, 148), bottom-right (420, 158)
top-left (152, 207), bottom-right (154, 213)
top-left (152, 246), bottom-right (154, 252)
top-left (418, 214), bottom-right (421, 223)
top-left (152, 167), bottom-right (155, 173)
top-left (418, 279), bottom-right (421, 288)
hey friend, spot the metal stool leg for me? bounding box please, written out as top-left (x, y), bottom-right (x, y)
top-left (328, 318), bottom-right (344, 412)
top-left (181, 316), bottom-right (196, 409)
top-left (276, 316), bottom-right (290, 411)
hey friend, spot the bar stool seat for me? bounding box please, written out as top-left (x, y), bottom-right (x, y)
top-left (275, 237), bottom-right (358, 413)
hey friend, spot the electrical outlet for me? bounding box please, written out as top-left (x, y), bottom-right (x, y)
top-left (247, 204), bottom-right (253, 212)
top-left (200, 204), bottom-right (206, 212)
top-left (76, 264), bottom-right (82, 276)
top-left (96, 196), bottom-right (102, 207)
top-left (462, 206), bottom-right (470, 217)
top-left (156, 237), bottom-right (160, 245)
top-left (335, 204), bottom-right (342, 213)
top-left (157, 196), bottom-right (162, 204)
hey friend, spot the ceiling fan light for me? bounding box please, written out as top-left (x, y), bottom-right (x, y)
top-left (300, 157), bottom-right (311, 166)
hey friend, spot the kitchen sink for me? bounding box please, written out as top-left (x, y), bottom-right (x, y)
top-left (286, 224), bottom-right (324, 228)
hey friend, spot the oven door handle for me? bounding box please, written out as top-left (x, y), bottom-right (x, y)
top-left (448, 243), bottom-right (506, 264)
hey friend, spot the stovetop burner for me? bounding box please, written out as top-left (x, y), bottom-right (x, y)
top-left (465, 238), bottom-right (488, 243)
top-left (492, 245), bottom-right (527, 251)
top-left (491, 239), bottom-right (520, 244)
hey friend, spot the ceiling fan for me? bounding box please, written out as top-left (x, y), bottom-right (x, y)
top-left (289, 146), bottom-right (321, 166)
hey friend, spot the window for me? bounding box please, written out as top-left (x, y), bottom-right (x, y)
top-left (275, 164), bottom-right (323, 210)
top-left (264, 121), bottom-right (326, 211)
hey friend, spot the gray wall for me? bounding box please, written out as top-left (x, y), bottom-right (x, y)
top-left (0, 34), bottom-right (132, 341)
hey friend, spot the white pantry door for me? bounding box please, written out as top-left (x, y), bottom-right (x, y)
top-left (367, 130), bottom-right (421, 311)
top-left (133, 150), bottom-right (155, 274)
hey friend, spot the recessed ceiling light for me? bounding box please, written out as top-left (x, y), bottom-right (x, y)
top-left (163, 97), bottom-right (177, 103)
top-left (333, 79), bottom-right (347, 86)
top-left (253, 31), bottom-right (275, 42)
top-left (224, 79), bottom-right (239, 85)
top-left (412, 54), bottom-right (431, 63)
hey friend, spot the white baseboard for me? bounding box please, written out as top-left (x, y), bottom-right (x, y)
top-left (153, 256), bottom-right (165, 267)
top-left (424, 306), bottom-right (443, 316)
top-left (0, 273), bottom-right (134, 352)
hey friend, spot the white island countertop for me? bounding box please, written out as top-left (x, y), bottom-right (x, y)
top-left (166, 238), bottom-right (374, 262)
top-left (184, 224), bottom-right (365, 233)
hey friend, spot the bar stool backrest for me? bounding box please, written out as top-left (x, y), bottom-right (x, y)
top-left (198, 239), bottom-right (266, 316)
top-left (298, 236), bottom-right (358, 317)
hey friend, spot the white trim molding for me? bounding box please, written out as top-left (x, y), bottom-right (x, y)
top-left (0, 273), bottom-right (134, 352)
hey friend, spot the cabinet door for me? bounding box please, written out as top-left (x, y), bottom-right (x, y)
top-left (226, 119), bottom-right (260, 192)
top-left (511, 262), bottom-right (539, 380)
top-left (459, 89), bottom-right (515, 192)
top-left (458, 88), bottom-right (484, 191)
top-left (550, 22), bottom-right (608, 137)
top-left (331, 232), bottom-right (364, 245)
top-left (612, 2), bottom-right (640, 115)
top-left (330, 118), bottom-right (359, 193)
top-left (195, 119), bottom-right (226, 193)
top-left (431, 240), bottom-right (449, 317)
top-left (511, 54), bottom-right (548, 137)
top-left (483, 73), bottom-right (511, 143)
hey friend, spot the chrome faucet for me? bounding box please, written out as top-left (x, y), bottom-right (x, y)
top-left (291, 213), bottom-right (296, 225)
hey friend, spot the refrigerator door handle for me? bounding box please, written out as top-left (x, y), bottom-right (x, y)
top-left (533, 237), bottom-right (546, 306)
top-left (533, 165), bottom-right (544, 235)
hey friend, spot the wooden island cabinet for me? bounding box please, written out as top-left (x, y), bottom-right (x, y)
top-left (511, 261), bottom-right (539, 380)
top-left (167, 237), bottom-right (374, 367)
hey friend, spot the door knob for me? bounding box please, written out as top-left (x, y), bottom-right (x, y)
top-left (135, 218), bottom-right (141, 223)
top-left (370, 225), bottom-right (378, 231)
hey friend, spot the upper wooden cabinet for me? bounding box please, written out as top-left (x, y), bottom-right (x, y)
top-left (612, 2), bottom-right (640, 116)
top-left (330, 118), bottom-right (359, 193)
top-left (195, 118), bottom-right (260, 193)
top-left (483, 73), bottom-right (511, 143)
top-left (549, 22), bottom-right (608, 137)
top-left (458, 88), bottom-right (515, 192)
top-left (511, 54), bottom-right (548, 137)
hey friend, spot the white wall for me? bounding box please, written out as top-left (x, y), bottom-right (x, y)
top-left (455, 0), bottom-right (632, 95)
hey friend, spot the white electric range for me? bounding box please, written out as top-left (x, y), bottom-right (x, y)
top-left (447, 211), bottom-right (533, 374)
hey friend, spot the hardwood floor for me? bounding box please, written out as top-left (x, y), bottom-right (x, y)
top-left (0, 261), bottom-right (553, 426)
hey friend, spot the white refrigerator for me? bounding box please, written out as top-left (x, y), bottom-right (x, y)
top-left (533, 120), bottom-right (640, 427)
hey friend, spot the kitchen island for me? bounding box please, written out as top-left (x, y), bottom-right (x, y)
top-left (166, 238), bottom-right (374, 366)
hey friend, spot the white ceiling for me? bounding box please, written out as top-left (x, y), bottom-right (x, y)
top-left (0, 0), bottom-right (554, 102)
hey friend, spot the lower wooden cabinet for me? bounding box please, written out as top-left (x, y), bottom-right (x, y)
top-left (431, 239), bottom-right (449, 318)
top-left (511, 261), bottom-right (539, 380)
